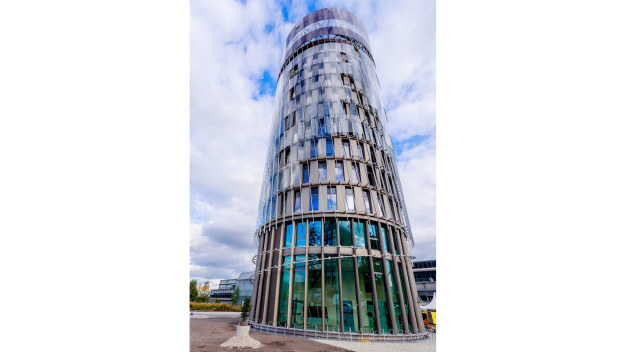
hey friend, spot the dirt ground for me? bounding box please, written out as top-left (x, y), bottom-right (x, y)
top-left (190, 317), bottom-right (351, 352)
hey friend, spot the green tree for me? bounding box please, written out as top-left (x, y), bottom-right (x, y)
top-left (240, 296), bottom-right (251, 322)
top-left (231, 286), bottom-right (241, 305)
top-left (190, 279), bottom-right (198, 302)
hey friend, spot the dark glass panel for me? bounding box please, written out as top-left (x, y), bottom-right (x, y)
top-left (357, 256), bottom-right (376, 333)
top-left (338, 219), bottom-right (352, 246)
top-left (324, 254), bottom-right (340, 331)
top-left (277, 256), bottom-right (291, 326)
top-left (284, 223), bottom-right (293, 248)
top-left (292, 255), bottom-right (306, 329)
top-left (307, 254), bottom-right (323, 331)
top-left (354, 220), bottom-right (366, 248)
top-left (309, 220), bottom-right (321, 246)
top-left (340, 255), bottom-right (359, 333)
top-left (324, 219), bottom-right (337, 246)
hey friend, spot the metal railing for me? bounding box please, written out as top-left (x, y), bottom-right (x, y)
top-left (248, 320), bottom-right (432, 343)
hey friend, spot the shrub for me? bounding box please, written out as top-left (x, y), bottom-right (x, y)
top-left (231, 287), bottom-right (241, 305)
top-left (190, 279), bottom-right (198, 302)
top-left (190, 302), bottom-right (242, 312)
top-left (240, 296), bottom-right (251, 322)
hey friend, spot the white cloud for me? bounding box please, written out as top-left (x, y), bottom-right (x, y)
top-left (190, 0), bottom-right (436, 284)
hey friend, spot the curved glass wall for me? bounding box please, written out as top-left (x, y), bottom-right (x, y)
top-left (250, 8), bottom-right (423, 337)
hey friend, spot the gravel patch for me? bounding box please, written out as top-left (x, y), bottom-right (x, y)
top-left (313, 339), bottom-right (436, 352)
top-left (219, 335), bottom-right (263, 349)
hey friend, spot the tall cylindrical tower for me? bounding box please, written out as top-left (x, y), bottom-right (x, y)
top-left (250, 8), bottom-right (425, 338)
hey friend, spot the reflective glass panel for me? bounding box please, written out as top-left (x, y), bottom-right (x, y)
top-left (324, 254), bottom-right (340, 331)
top-left (338, 219), bottom-right (352, 246)
top-left (309, 220), bottom-right (321, 246)
top-left (307, 254), bottom-right (323, 330)
top-left (351, 163), bottom-right (360, 183)
top-left (346, 188), bottom-right (355, 211)
top-left (324, 218), bottom-right (336, 246)
top-left (284, 223), bottom-right (293, 248)
top-left (335, 161), bottom-right (344, 181)
top-left (294, 190), bottom-right (301, 212)
top-left (340, 255), bottom-right (359, 333)
top-left (292, 255), bottom-right (306, 329)
top-left (386, 260), bottom-right (403, 333)
top-left (326, 137), bottom-right (334, 156)
top-left (327, 186), bottom-right (337, 210)
top-left (373, 258), bottom-right (391, 334)
top-left (319, 162), bottom-right (327, 181)
top-left (303, 164), bottom-right (310, 183)
top-left (295, 221), bottom-right (306, 247)
top-left (357, 256), bottom-right (376, 333)
top-left (310, 187), bottom-right (319, 211)
top-left (380, 225), bottom-right (389, 253)
top-left (354, 220), bottom-right (365, 248)
top-left (278, 256), bottom-right (291, 327)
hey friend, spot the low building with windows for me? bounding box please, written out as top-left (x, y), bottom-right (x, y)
top-left (412, 260), bottom-right (436, 304)
top-left (210, 279), bottom-right (238, 303)
top-left (234, 271), bottom-right (255, 305)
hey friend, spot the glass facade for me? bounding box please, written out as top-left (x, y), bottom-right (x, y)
top-left (250, 8), bottom-right (421, 338)
top-left (340, 255), bottom-right (358, 333)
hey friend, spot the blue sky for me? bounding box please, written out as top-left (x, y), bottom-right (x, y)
top-left (190, 0), bottom-right (435, 288)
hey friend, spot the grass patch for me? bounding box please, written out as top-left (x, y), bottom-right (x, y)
top-left (190, 302), bottom-right (242, 312)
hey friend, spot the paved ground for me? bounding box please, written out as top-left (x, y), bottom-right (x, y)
top-left (190, 317), bottom-right (351, 352)
top-left (314, 339), bottom-right (437, 352)
top-left (190, 311), bottom-right (241, 319)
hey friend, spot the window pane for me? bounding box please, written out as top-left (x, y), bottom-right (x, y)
top-left (354, 220), bottom-right (366, 248)
top-left (339, 219), bottom-right (352, 246)
top-left (373, 258), bottom-right (392, 334)
top-left (387, 260), bottom-right (403, 333)
top-left (346, 188), bottom-right (355, 211)
top-left (357, 256), bottom-right (376, 333)
top-left (351, 163), bottom-right (360, 183)
top-left (310, 188), bottom-right (319, 211)
top-left (295, 191), bottom-right (301, 213)
top-left (326, 137), bottom-right (334, 157)
top-left (278, 256), bottom-right (291, 326)
top-left (296, 221), bottom-right (306, 247)
top-left (340, 255), bottom-right (359, 333)
top-left (311, 139), bottom-right (318, 158)
top-left (397, 262), bottom-right (413, 333)
top-left (380, 225), bottom-right (389, 253)
top-left (324, 254), bottom-right (340, 331)
top-left (284, 223), bottom-right (293, 248)
top-left (342, 141), bottom-right (350, 157)
top-left (327, 186), bottom-right (337, 210)
top-left (324, 219), bottom-right (336, 246)
top-left (319, 162), bottom-right (327, 181)
top-left (303, 164), bottom-right (310, 183)
top-left (362, 190), bottom-right (371, 213)
top-left (307, 254), bottom-right (323, 331)
top-left (335, 161), bottom-right (344, 181)
top-left (292, 255), bottom-right (306, 329)
top-left (309, 220), bottom-right (321, 246)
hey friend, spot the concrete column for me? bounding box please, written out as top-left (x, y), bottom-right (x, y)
top-left (321, 246), bottom-right (325, 332)
top-left (303, 238), bottom-right (309, 330)
top-left (392, 259), bottom-right (409, 334)
top-left (261, 226), bottom-right (276, 324)
top-left (401, 235), bottom-right (425, 333)
top-left (394, 232), bottom-right (419, 333)
top-left (253, 230), bottom-right (269, 323)
top-left (387, 227), bottom-right (409, 334)
top-left (353, 255), bottom-right (362, 334)
top-left (271, 224), bottom-right (285, 327)
top-left (337, 250), bottom-right (344, 332)
top-left (286, 244), bottom-right (295, 328)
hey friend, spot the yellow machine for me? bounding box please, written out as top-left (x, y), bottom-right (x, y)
top-left (422, 310), bottom-right (436, 328)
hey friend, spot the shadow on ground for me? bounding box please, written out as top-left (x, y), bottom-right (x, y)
top-left (190, 318), bottom-right (351, 352)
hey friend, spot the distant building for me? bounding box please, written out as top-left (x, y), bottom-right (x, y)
top-left (209, 272), bottom-right (255, 304)
top-left (210, 279), bottom-right (237, 303)
top-left (235, 271), bottom-right (255, 305)
top-left (412, 260), bottom-right (436, 303)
